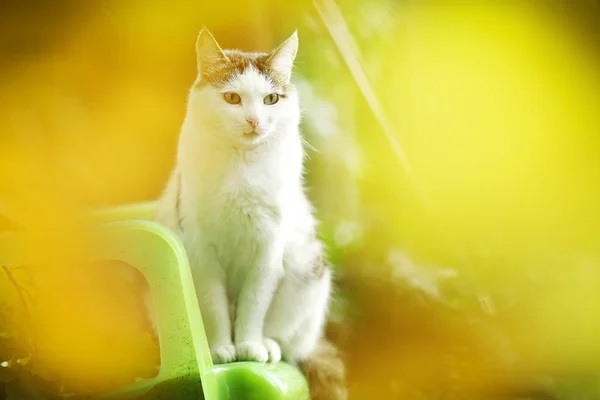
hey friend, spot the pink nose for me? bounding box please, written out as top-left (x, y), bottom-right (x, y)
top-left (246, 118), bottom-right (259, 129)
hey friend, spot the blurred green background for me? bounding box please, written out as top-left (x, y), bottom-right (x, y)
top-left (2, 0), bottom-right (600, 398)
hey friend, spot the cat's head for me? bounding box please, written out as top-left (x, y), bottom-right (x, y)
top-left (187, 28), bottom-right (300, 147)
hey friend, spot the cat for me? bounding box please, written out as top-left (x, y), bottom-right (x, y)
top-left (154, 28), bottom-right (347, 400)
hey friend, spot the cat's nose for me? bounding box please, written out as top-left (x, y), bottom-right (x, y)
top-left (246, 117), bottom-right (259, 129)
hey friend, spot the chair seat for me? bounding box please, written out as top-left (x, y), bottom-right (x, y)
top-left (210, 362), bottom-right (309, 400)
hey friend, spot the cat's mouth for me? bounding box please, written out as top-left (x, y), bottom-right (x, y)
top-left (243, 130), bottom-right (260, 138)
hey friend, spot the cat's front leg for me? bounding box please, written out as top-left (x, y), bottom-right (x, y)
top-left (191, 247), bottom-right (236, 364)
top-left (234, 238), bottom-right (284, 363)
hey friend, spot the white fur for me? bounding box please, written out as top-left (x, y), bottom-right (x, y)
top-left (155, 31), bottom-right (331, 365)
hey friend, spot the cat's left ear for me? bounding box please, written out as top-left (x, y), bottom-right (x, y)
top-left (267, 31), bottom-right (298, 83)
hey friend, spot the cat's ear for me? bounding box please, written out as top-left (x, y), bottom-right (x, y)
top-left (196, 27), bottom-right (229, 77)
top-left (266, 31), bottom-right (298, 83)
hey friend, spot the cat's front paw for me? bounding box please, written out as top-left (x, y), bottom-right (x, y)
top-left (236, 338), bottom-right (281, 363)
top-left (210, 344), bottom-right (237, 364)
top-left (236, 340), bottom-right (269, 362)
top-left (263, 337), bottom-right (281, 363)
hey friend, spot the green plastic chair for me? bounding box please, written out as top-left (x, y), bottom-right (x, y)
top-left (0, 202), bottom-right (310, 400)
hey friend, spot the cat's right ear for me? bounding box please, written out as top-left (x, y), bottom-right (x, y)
top-left (196, 28), bottom-right (229, 78)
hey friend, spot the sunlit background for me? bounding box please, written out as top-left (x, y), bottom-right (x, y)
top-left (2, 0), bottom-right (600, 398)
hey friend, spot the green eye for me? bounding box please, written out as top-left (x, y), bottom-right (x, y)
top-left (263, 93), bottom-right (279, 105)
top-left (224, 92), bottom-right (241, 105)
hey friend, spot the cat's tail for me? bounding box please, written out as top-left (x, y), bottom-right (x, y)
top-left (298, 338), bottom-right (348, 400)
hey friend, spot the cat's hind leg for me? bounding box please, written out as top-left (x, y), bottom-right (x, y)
top-left (264, 267), bottom-right (332, 363)
top-left (266, 267), bottom-right (347, 399)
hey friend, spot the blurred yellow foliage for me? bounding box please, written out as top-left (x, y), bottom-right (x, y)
top-left (1, 0), bottom-right (600, 398)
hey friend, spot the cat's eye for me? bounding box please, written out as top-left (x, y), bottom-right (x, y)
top-left (223, 92), bottom-right (241, 105)
top-left (263, 93), bottom-right (279, 105)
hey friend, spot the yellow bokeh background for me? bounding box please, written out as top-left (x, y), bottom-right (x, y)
top-left (1, 0), bottom-right (600, 398)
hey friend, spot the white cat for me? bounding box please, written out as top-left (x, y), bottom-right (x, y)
top-left (155, 28), bottom-right (346, 399)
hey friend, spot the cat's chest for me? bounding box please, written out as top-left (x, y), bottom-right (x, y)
top-left (190, 166), bottom-right (282, 257)
top-left (207, 166), bottom-right (280, 216)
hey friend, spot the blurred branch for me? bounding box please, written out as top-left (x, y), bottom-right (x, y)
top-left (312, 0), bottom-right (431, 207)
top-left (1, 266), bottom-right (31, 317)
